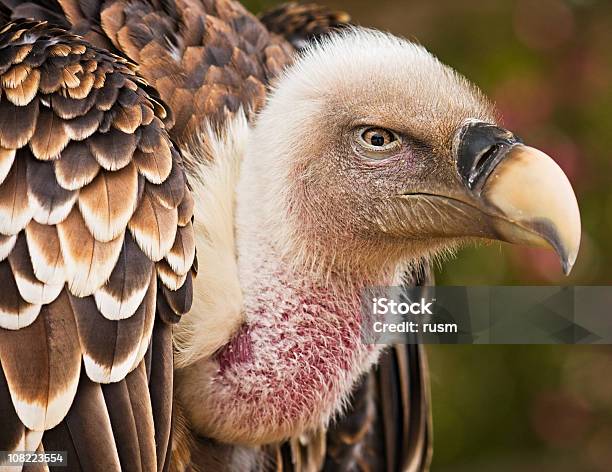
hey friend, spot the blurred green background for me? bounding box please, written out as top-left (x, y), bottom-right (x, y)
top-left (245, 0), bottom-right (612, 469)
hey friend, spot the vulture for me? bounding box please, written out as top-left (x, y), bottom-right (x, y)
top-left (0, 1), bottom-right (581, 471)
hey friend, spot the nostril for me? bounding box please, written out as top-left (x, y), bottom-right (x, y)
top-left (474, 144), bottom-right (501, 174)
top-left (456, 121), bottom-right (521, 191)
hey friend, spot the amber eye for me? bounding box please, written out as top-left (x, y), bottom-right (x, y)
top-left (360, 128), bottom-right (397, 148)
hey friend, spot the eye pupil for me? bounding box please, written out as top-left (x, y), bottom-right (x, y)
top-left (361, 128), bottom-right (397, 149)
top-left (370, 134), bottom-right (385, 146)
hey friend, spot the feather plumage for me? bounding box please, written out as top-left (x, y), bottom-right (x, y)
top-left (0, 259), bottom-right (40, 330)
top-left (0, 155), bottom-right (33, 235)
top-left (57, 207), bottom-right (125, 297)
top-left (88, 127), bottom-right (138, 171)
top-left (4, 67), bottom-right (40, 105)
top-left (54, 140), bottom-right (100, 190)
top-left (0, 146), bottom-right (16, 184)
top-left (128, 191), bottom-right (178, 262)
top-left (69, 270), bottom-right (155, 383)
top-left (134, 147), bottom-right (172, 185)
top-left (0, 289), bottom-right (81, 430)
top-left (78, 162), bottom-right (138, 242)
top-left (93, 233), bottom-right (153, 320)
top-left (29, 106), bottom-right (70, 160)
top-left (0, 19), bottom-right (193, 466)
top-left (24, 221), bottom-right (65, 284)
top-left (26, 153), bottom-right (78, 225)
top-left (7, 233), bottom-right (63, 305)
top-left (259, 2), bottom-right (351, 49)
top-left (148, 320), bottom-right (174, 472)
top-left (0, 97), bottom-right (38, 149)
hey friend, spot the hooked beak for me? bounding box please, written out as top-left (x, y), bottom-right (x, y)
top-left (456, 122), bottom-right (581, 275)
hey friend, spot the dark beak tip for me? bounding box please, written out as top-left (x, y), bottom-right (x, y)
top-left (562, 260), bottom-right (572, 276)
top-left (561, 251), bottom-right (578, 276)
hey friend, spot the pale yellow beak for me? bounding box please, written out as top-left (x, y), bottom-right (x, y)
top-left (481, 144), bottom-right (581, 275)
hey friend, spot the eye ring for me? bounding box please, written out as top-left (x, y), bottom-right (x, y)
top-left (357, 127), bottom-right (401, 154)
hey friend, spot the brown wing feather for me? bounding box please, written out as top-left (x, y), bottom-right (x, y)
top-left (259, 2), bottom-right (351, 50)
top-left (2, 0), bottom-right (295, 143)
top-left (0, 19), bottom-right (195, 468)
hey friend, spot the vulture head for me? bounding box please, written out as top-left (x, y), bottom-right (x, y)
top-left (176, 29), bottom-right (580, 446)
top-left (247, 29), bottom-right (580, 278)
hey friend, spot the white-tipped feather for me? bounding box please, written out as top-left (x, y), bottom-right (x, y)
top-left (83, 351), bottom-right (138, 384)
top-left (78, 164), bottom-right (139, 243)
top-left (30, 191), bottom-right (78, 226)
top-left (9, 366), bottom-right (80, 431)
top-left (0, 203), bottom-right (32, 236)
top-left (0, 234), bottom-right (16, 261)
top-left (165, 226), bottom-right (195, 276)
top-left (0, 303), bottom-right (40, 330)
top-left (0, 148), bottom-right (15, 184)
top-left (156, 262), bottom-right (187, 291)
top-left (93, 283), bottom-right (149, 320)
top-left (128, 194), bottom-right (177, 262)
top-left (58, 226), bottom-right (124, 297)
top-left (11, 273), bottom-right (63, 305)
top-left (24, 228), bottom-right (65, 285)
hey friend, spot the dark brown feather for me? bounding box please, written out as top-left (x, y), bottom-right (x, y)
top-left (54, 140), bottom-right (100, 190)
top-left (88, 126), bottom-right (138, 171)
top-left (147, 157), bottom-right (185, 209)
top-left (0, 367), bottom-right (26, 453)
top-left (148, 319), bottom-right (174, 472)
top-left (161, 271), bottom-right (193, 315)
top-left (126, 361), bottom-right (158, 472)
top-left (64, 105), bottom-right (104, 141)
top-left (101, 376), bottom-right (144, 472)
top-left (63, 375), bottom-right (122, 471)
top-left (42, 421), bottom-right (84, 471)
top-left (51, 85), bottom-right (98, 119)
top-left (0, 97), bottom-right (38, 153)
top-left (8, 232), bottom-right (63, 305)
top-left (26, 151), bottom-right (78, 225)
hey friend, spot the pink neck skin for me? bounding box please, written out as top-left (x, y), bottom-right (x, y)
top-left (188, 232), bottom-right (387, 445)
